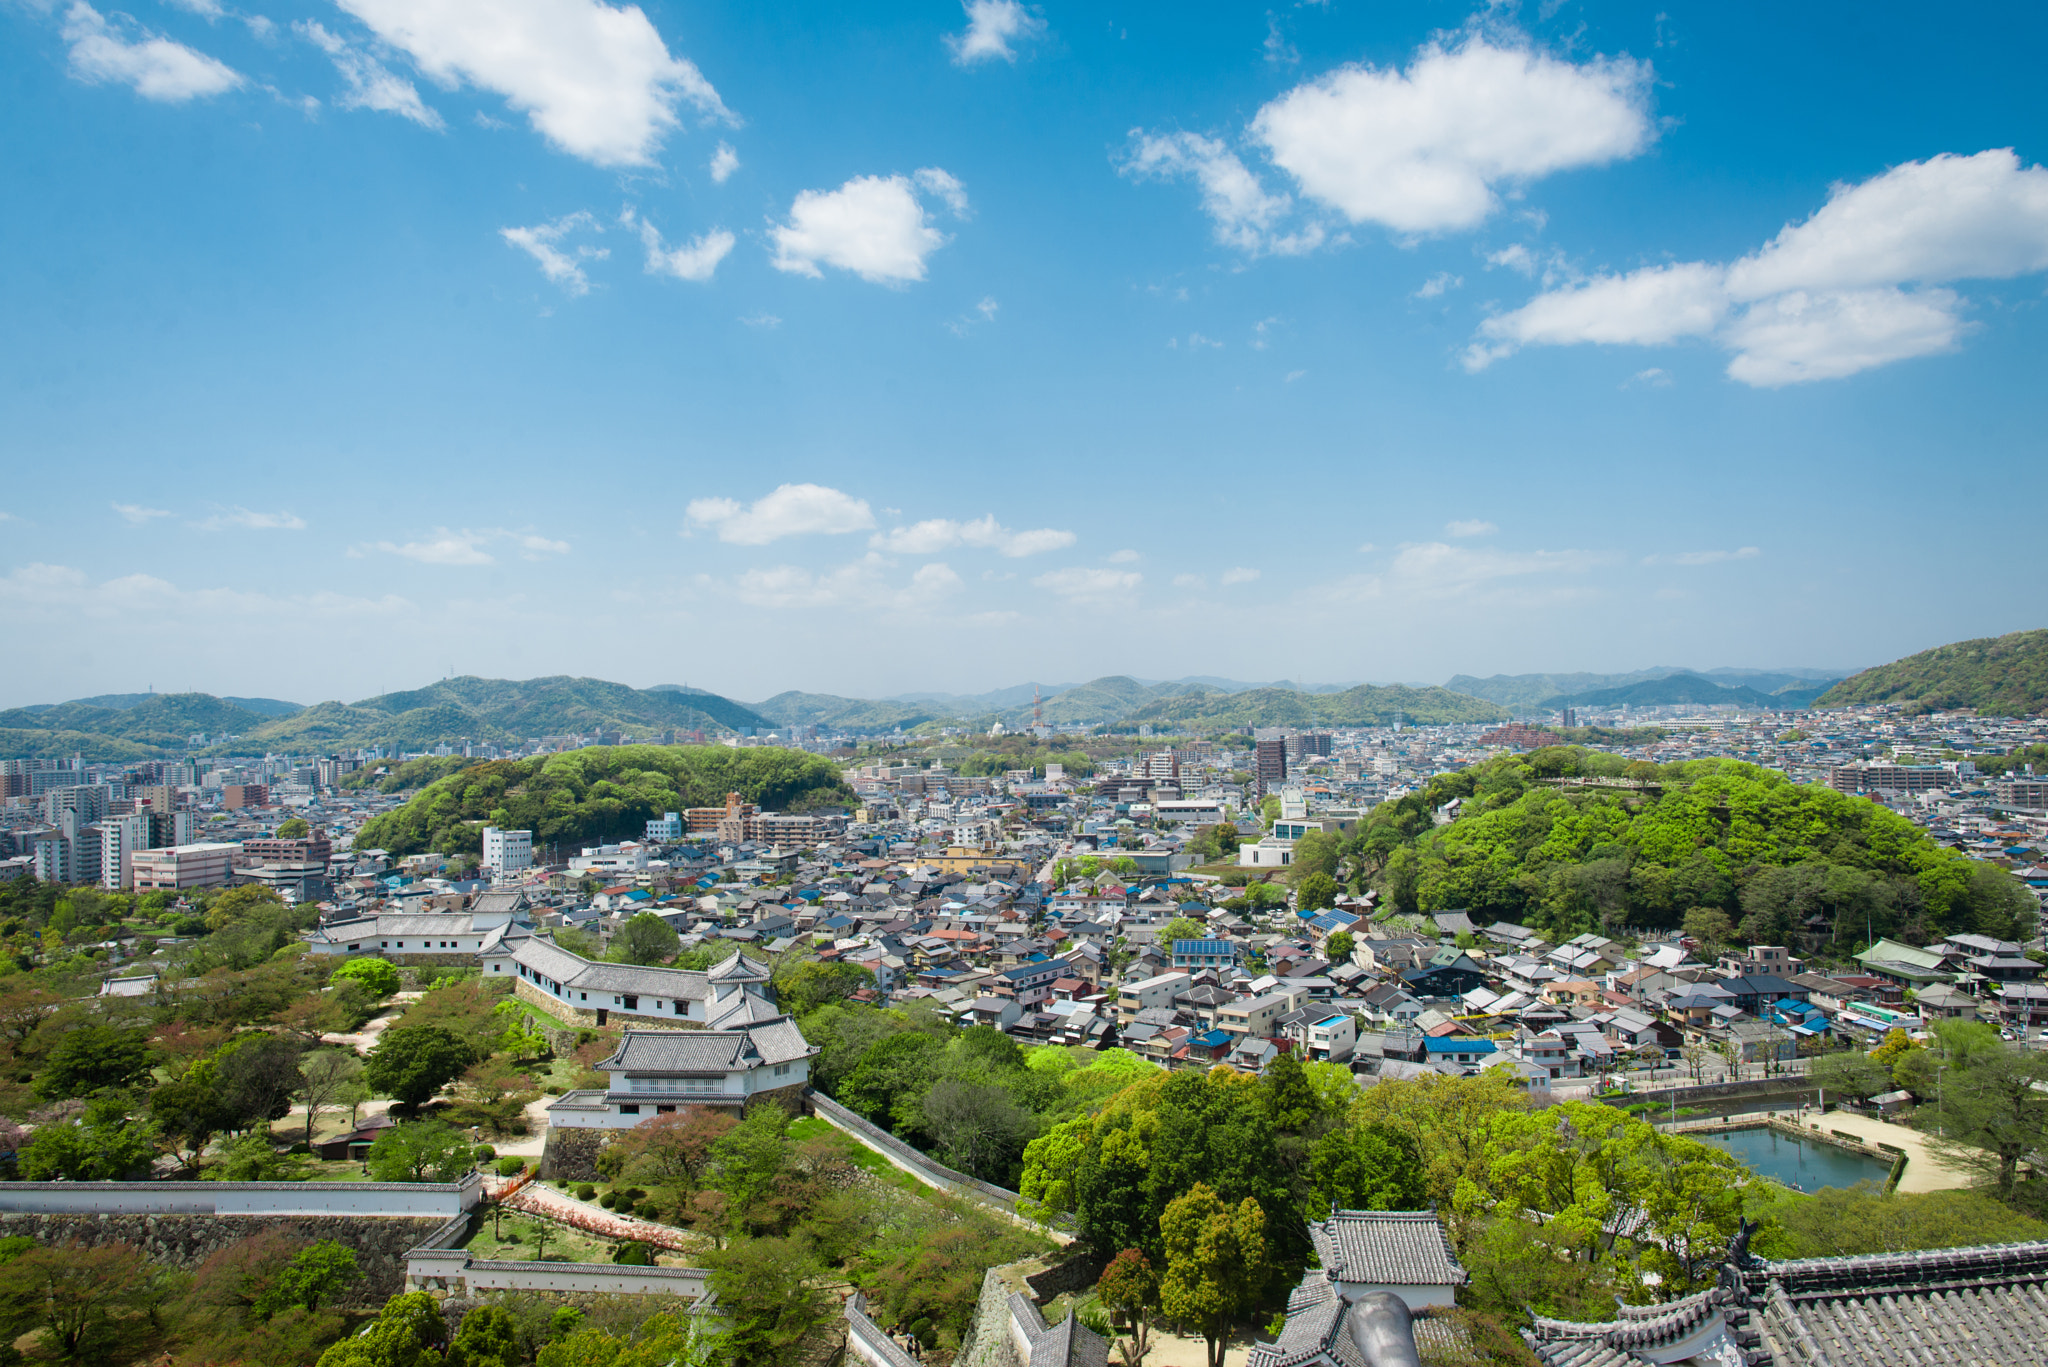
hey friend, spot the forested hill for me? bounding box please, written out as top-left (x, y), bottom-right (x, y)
top-left (1125, 683), bottom-right (1507, 729)
top-left (351, 745), bottom-right (854, 857)
top-left (1305, 748), bottom-right (2031, 948)
top-left (1817, 629), bottom-right (2048, 716)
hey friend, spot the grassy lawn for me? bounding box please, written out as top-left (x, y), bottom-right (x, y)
top-left (463, 1215), bottom-right (620, 1264)
top-left (788, 1117), bottom-right (937, 1202)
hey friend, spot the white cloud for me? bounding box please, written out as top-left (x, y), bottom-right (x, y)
top-left (1355, 542), bottom-right (1376, 553)
top-left (1487, 243), bottom-right (1537, 275)
top-left (1250, 32), bottom-right (1654, 235)
top-left (686, 484), bottom-right (875, 545)
top-left (1033, 567), bottom-right (1142, 599)
top-left (354, 527), bottom-right (568, 564)
top-left (1106, 549), bottom-right (1140, 564)
top-left (62, 2), bottom-right (243, 101)
top-left (112, 503), bottom-right (171, 525)
top-left (359, 530), bottom-right (495, 565)
top-left (1465, 261), bottom-right (1728, 371)
top-left (869, 515), bottom-right (1074, 558)
top-left (1220, 567), bottom-right (1260, 584)
top-left (738, 312), bottom-right (781, 328)
top-left (1644, 546), bottom-right (1760, 566)
top-left (295, 21), bottom-right (444, 129)
top-left (1285, 369), bottom-right (1306, 382)
top-left (1172, 573), bottom-right (1206, 589)
top-left (730, 554), bottom-right (960, 612)
top-left (914, 167), bottom-right (971, 218)
top-left (621, 207), bottom-right (732, 282)
top-left (946, 0), bottom-right (1045, 65)
top-left (1264, 14), bottom-right (1299, 66)
top-left (195, 507), bottom-right (306, 531)
top-left (165, 0), bottom-right (226, 17)
top-left (0, 563), bottom-right (412, 630)
top-left (976, 297), bottom-right (999, 321)
top-left (709, 142), bottom-right (740, 183)
top-left (1251, 316), bottom-right (1280, 349)
top-left (769, 173), bottom-right (960, 284)
top-left (1629, 367), bottom-right (1673, 387)
top-left (1390, 541), bottom-right (1610, 594)
top-left (1444, 519), bottom-right (1497, 537)
top-left (1122, 131), bottom-right (1323, 257)
top-left (501, 211), bottom-right (608, 295)
top-left (334, 0), bottom-right (733, 168)
top-left (1414, 272), bottom-right (1462, 298)
top-left (1470, 149), bottom-right (2048, 385)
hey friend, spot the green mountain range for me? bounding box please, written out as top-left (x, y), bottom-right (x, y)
top-left (1539, 672), bottom-right (1840, 710)
top-left (747, 691), bottom-right (945, 733)
top-left (1817, 629), bottom-right (2048, 716)
top-left (0, 693), bottom-right (282, 751)
top-left (1125, 683), bottom-right (1508, 729)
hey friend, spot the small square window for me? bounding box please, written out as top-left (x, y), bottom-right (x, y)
top-left (620, 1104), bottom-right (640, 1115)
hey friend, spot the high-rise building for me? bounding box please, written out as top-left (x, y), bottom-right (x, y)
top-left (42, 785), bottom-right (109, 826)
top-left (101, 813), bottom-right (152, 889)
top-left (482, 826), bottom-right (534, 875)
top-left (131, 842), bottom-right (239, 891)
top-left (1255, 738), bottom-right (1288, 795)
top-left (1142, 750), bottom-right (1180, 781)
top-left (222, 784), bottom-right (270, 810)
top-left (31, 833), bottom-right (69, 884)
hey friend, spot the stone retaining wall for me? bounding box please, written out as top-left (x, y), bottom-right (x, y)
top-left (540, 1129), bottom-right (608, 1183)
top-left (0, 1212), bottom-right (443, 1304)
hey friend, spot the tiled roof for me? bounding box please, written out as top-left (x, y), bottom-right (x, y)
top-left (1308, 1210), bottom-right (1466, 1288)
top-left (598, 1018), bottom-right (814, 1074)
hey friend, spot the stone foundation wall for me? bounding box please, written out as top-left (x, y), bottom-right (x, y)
top-left (747, 1082), bottom-right (811, 1118)
top-left (953, 1258), bottom-right (1053, 1367)
top-left (1023, 1251), bottom-right (1102, 1302)
top-left (540, 1128), bottom-right (609, 1183)
top-left (0, 1212), bottom-right (446, 1306)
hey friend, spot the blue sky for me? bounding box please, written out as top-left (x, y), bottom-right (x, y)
top-left (3, 0), bottom-right (2045, 709)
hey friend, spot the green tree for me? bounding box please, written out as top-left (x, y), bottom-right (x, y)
top-left (365, 1024), bottom-right (472, 1111)
top-left (704, 1234), bottom-right (827, 1366)
top-left (921, 1078), bottom-right (1038, 1181)
top-left (0, 1242), bottom-right (177, 1364)
top-left (1322, 930), bottom-right (1355, 962)
top-left (276, 817), bottom-right (312, 840)
top-left (1809, 1050), bottom-right (1893, 1103)
top-left (615, 912), bottom-right (680, 966)
top-left (33, 1022), bottom-right (150, 1099)
top-left (254, 1241), bottom-right (361, 1318)
top-left (1096, 1248), bottom-right (1159, 1367)
top-left (366, 1120), bottom-right (472, 1182)
top-left (205, 884), bottom-right (291, 932)
top-left (776, 960), bottom-right (875, 1017)
top-left (332, 957), bottom-right (401, 997)
top-left (150, 1057), bottom-right (236, 1171)
top-left (1308, 1123), bottom-right (1424, 1216)
top-left (536, 1310), bottom-right (722, 1367)
top-left (842, 1030), bottom-right (943, 1135)
top-left (1296, 873), bottom-right (1338, 911)
top-left (19, 1111), bottom-right (159, 1181)
top-left (1158, 917), bottom-right (1208, 947)
top-left (1927, 1045), bottom-right (2048, 1198)
top-left (206, 1132), bottom-right (311, 1182)
top-left (1158, 1184), bottom-right (1268, 1367)
top-left (445, 1304), bottom-right (520, 1367)
top-left (296, 1049), bottom-right (368, 1147)
top-left (1760, 1184), bottom-right (2047, 1259)
top-left (315, 1290), bottom-right (446, 1367)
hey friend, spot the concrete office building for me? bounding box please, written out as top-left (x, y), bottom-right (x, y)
top-left (131, 842), bottom-right (240, 891)
top-left (481, 827), bottom-right (534, 876)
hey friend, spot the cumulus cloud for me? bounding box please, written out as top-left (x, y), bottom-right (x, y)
top-left (501, 211), bottom-right (608, 294)
top-left (1220, 567), bottom-right (1260, 584)
top-left (334, 0), bottom-right (734, 167)
top-left (1445, 519), bottom-right (1497, 537)
top-left (686, 484), bottom-right (875, 545)
top-left (946, 0), bottom-right (1045, 65)
top-left (1122, 131), bottom-right (1323, 257)
top-left (112, 503), bottom-right (171, 525)
top-left (621, 207), bottom-right (732, 282)
top-left (195, 507), bottom-right (306, 532)
top-left (869, 515), bottom-right (1075, 558)
top-left (353, 528), bottom-right (569, 564)
top-left (709, 142), bottom-right (739, 183)
top-left (1644, 546), bottom-right (1760, 566)
top-left (1250, 32), bottom-right (1653, 236)
top-left (1033, 567), bottom-right (1142, 599)
top-left (768, 173), bottom-right (963, 284)
top-left (1414, 272), bottom-right (1462, 298)
top-left (295, 21), bottom-right (444, 129)
top-left (62, 2), bottom-right (243, 101)
top-left (1106, 549), bottom-right (1140, 564)
top-left (1469, 149), bottom-right (2048, 385)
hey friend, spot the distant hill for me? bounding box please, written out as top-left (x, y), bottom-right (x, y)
top-left (238, 676), bottom-right (773, 750)
top-left (1450, 667), bottom-right (1845, 710)
top-left (353, 744), bottom-right (853, 857)
top-left (0, 726), bottom-right (166, 762)
top-left (748, 691), bottom-right (943, 733)
top-left (1126, 684), bottom-right (1507, 730)
top-left (66, 692), bottom-right (303, 717)
top-left (0, 693), bottom-right (282, 752)
top-left (1540, 673), bottom-right (1840, 710)
top-left (1817, 629), bottom-right (2048, 716)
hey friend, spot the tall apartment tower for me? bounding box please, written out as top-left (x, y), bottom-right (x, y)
top-left (1255, 738), bottom-right (1288, 796)
top-left (481, 826), bottom-right (534, 876)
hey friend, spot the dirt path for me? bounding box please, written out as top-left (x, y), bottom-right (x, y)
top-left (1803, 1111), bottom-right (1977, 1193)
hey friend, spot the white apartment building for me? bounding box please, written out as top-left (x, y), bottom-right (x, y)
top-left (131, 842), bottom-right (240, 891)
top-left (481, 826), bottom-right (533, 876)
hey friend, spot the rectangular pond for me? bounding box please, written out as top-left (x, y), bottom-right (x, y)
top-left (1697, 1125), bottom-right (1894, 1193)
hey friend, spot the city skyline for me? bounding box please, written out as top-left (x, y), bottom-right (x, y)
top-left (4, 0), bottom-right (2045, 705)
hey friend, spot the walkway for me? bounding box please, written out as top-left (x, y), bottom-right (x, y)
top-left (1802, 1111), bottom-right (1977, 1194)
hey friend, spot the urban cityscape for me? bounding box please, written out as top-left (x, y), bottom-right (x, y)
top-left (5, 1), bottom-right (2048, 1365)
